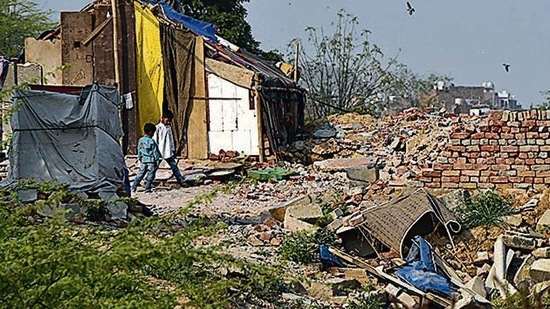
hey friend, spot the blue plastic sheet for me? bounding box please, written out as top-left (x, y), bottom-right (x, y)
top-left (154, 1), bottom-right (218, 43)
top-left (320, 245), bottom-right (343, 267)
top-left (396, 236), bottom-right (458, 297)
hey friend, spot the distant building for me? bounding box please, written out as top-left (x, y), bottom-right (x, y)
top-left (434, 81), bottom-right (521, 114)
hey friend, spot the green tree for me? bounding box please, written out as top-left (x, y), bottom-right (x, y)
top-left (298, 10), bottom-right (400, 118)
top-left (391, 65), bottom-right (453, 109)
top-left (174, 0), bottom-right (282, 62)
top-left (0, 0), bottom-right (54, 57)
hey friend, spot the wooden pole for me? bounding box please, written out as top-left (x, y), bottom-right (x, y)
top-left (254, 74), bottom-right (265, 162)
top-left (293, 39), bottom-right (299, 83)
top-left (111, 0), bottom-right (121, 91)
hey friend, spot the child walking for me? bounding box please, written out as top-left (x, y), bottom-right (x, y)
top-left (132, 123), bottom-right (161, 193)
top-left (153, 110), bottom-right (185, 186)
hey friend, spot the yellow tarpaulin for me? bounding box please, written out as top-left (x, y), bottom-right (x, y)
top-left (135, 3), bottom-right (164, 135)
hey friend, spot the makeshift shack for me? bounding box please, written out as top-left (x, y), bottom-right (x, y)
top-left (1, 84), bottom-right (127, 195)
top-left (135, 1), bottom-right (305, 160)
top-left (22, 0), bottom-right (305, 161)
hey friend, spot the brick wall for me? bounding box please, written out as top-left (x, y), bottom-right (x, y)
top-left (421, 110), bottom-right (550, 190)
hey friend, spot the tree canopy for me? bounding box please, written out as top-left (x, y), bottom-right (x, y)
top-left (0, 0), bottom-right (54, 57)
top-left (172, 0), bottom-right (282, 61)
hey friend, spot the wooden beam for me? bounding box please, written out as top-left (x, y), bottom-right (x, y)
top-left (82, 16), bottom-right (112, 46)
top-left (187, 36), bottom-right (208, 159)
top-left (328, 247), bottom-right (451, 308)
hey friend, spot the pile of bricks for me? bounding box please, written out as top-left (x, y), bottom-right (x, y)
top-left (421, 110), bottom-right (550, 190)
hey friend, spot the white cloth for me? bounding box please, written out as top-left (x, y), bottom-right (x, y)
top-left (153, 122), bottom-right (175, 159)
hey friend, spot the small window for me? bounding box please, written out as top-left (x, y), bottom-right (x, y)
top-left (73, 41), bottom-right (81, 49)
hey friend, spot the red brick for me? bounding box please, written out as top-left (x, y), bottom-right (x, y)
top-left (515, 133), bottom-right (526, 139)
top-left (491, 126), bottom-right (501, 133)
top-left (519, 146), bottom-right (539, 152)
top-left (534, 177), bottom-right (544, 184)
top-left (522, 120), bottom-right (536, 127)
top-left (486, 158), bottom-right (497, 164)
top-left (471, 132), bottom-right (484, 139)
top-left (425, 182), bottom-right (441, 188)
top-left (491, 164), bottom-right (510, 171)
top-left (509, 176), bottom-right (524, 183)
top-left (446, 145), bottom-right (465, 152)
top-left (510, 127), bottom-right (520, 133)
top-left (441, 177), bottom-right (451, 183)
top-left (473, 163), bottom-right (489, 170)
top-left (469, 152), bottom-right (480, 159)
top-left (488, 110), bottom-right (503, 120)
top-left (442, 183), bottom-right (459, 189)
top-left (419, 177), bottom-right (433, 182)
top-left (489, 119), bottom-right (505, 127)
top-left (442, 170), bottom-right (460, 177)
top-left (481, 170), bottom-right (498, 177)
top-left (495, 183), bottom-right (513, 189)
top-left (479, 125), bottom-right (490, 132)
top-left (519, 153), bottom-right (529, 159)
top-left (455, 163), bottom-right (473, 170)
top-left (501, 133), bottom-right (514, 139)
top-left (540, 133), bottom-right (550, 139)
top-left (501, 126), bottom-right (511, 133)
top-left (433, 163), bottom-right (452, 170)
top-left (524, 177), bottom-right (534, 183)
top-left (546, 158), bottom-right (550, 164)
top-left (422, 169), bottom-right (441, 177)
top-left (544, 177), bottom-right (550, 184)
top-left (526, 132), bottom-right (539, 139)
top-left (518, 170), bottom-right (535, 177)
top-left (496, 158), bottom-right (507, 164)
top-left (536, 159), bottom-right (546, 164)
top-left (485, 133), bottom-right (499, 139)
top-left (540, 146), bottom-right (550, 151)
top-left (455, 157), bottom-right (467, 164)
top-left (450, 132), bottom-right (470, 139)
top-left (481, 145), bottom-right (499, 152)
top-left (501, 146), bottom-right (518, 152)
top-left (525, 159), bottom-right (536, 165)
top-left (490, 176), bottom-right (508, 183)
top-left (459, 183), bottom-right (478, 189)
top-left (480, 176), bottom-right (489, 182)
top-left (449, 176), bottom-right (460, 182)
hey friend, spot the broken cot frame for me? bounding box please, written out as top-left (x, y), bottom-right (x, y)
top-left (329, 247), bottom-right (452, 308)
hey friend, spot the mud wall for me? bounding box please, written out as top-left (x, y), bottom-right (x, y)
top-left (421, 110), bottom-right (550, 190)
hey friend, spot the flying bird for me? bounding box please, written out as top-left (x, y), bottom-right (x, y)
top-left (503, 63), bottom-right (510, 72)
top-left (406, 2), bottom-right (415, 15)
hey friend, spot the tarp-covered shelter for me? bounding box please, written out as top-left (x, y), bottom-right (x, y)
top-left (2, 84), bottom-right (127, 193)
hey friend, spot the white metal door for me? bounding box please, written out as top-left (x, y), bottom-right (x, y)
top-left (207, 74), bottom-right (259, 155)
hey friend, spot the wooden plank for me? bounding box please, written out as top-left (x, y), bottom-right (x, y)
top-left (328, 247), bottom-right (451, 308)
top-left (205, 58), bottom-right (254, 89)
top-left (119, 0), bottom-right (138, 154)
top-left (187, 36), bottom-right (208, 159)
top-left (82, 16), bottom-right (112, 46)
top-left (61, 12), bottom-right (94, 86)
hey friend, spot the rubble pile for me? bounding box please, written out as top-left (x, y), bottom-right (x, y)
top-left (283, 109), bottom-right (484, 192)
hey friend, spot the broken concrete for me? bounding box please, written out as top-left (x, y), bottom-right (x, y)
top-left (283, 211), bottom-right (319, 233)
top-left (384, 283), bottom-right (419, 309)
top-left (16, 189), bottom-right (38, 203)
top-left (533, 247), bottom-right (550, 258)
top-left (269, 195), bottom-right (316, 222)
top-left (345, 166), bottom-right (380, 183)
top-left (530, 259), bottom-right (550, 283)
top-left (465, 276), bottom-right (487, 298)
top-left (313, 157), bottom-right (376, 172)
top-left (502, 234), bottom-right (537, 251)
top-left (305, 278), bottom-right (360, 300)
top-left (514, 255), bottom-right (536, 286)
top-left (537, 209), bottom-right (550, 232)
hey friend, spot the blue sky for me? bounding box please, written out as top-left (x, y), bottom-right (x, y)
top-left (38, 0), bottom-right (550, 105)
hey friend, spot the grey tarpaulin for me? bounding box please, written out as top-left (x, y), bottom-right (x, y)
top-left (2, 84), bottom-right (127, 193)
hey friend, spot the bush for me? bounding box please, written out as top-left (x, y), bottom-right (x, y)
top-left (280, 229), bottom-right (337, 263)
top-left (453, 190), bottom-right (513, 229)
top-left (0, 184), bottom-right (289, 308)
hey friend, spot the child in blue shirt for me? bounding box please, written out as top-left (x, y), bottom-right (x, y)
top-left (132, 123), bottom-right (161, 193)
